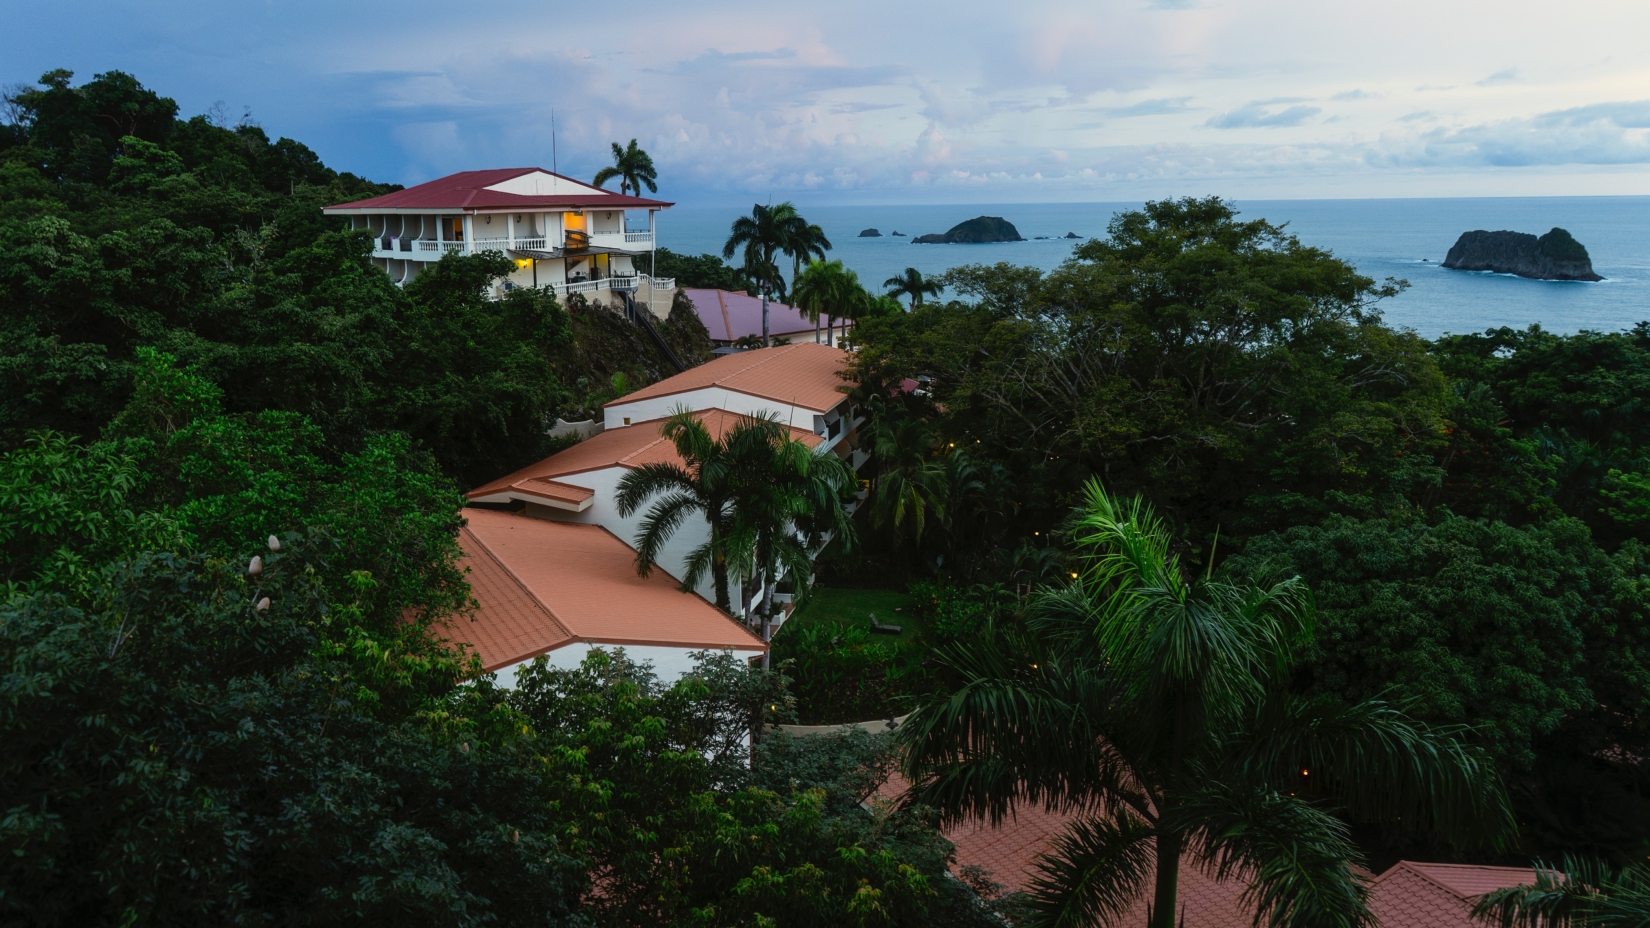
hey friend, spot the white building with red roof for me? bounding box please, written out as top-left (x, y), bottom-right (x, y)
top-left (461, 343), bottom-right (863, 652)
top-left (323, 167), bottom-right (673, 309)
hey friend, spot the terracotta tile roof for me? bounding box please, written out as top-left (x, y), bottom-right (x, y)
top-left (466, 409), bottom-right (820, 502)
top-left (324, 168), bottom-right (671, 212)
top-left (606, 343), bottom-right (854, 414)
top-left (877, 775), bottom-right (1537, 925)
top-left (455, 509), bottom-right (766, 659)
top-left (681, 288), bottom-right (832, 342)
top-left (450, 523), bottom-right (576, 671)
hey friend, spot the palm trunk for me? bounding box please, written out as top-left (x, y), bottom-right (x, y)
top-left (758, 550), bottom-right (776, 669)
top-left (1150, 828), bottom-right (1182, 928)
top-left (762, 288), bottom-right (770, 347)
top-left (710, 524), bottom-right (732, 613)
top-left (827, 315), bottom-right (834, 347)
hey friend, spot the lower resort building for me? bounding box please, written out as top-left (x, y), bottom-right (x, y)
top-left (451, 342), bottom-right (863, 682)
top-left (680, 288), bottom-right (853, 348)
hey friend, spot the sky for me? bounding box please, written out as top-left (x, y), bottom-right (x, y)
top-left (6, 0), bottom-right (1650, 204)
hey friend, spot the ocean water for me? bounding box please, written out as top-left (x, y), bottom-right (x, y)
top-left (655, 197), bottom-right (1650, 338)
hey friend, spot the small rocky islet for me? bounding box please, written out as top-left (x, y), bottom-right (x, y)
top-left (858, 228), bottom-right (882, 237)
top-left (1441, 228), bottom-right (1603, 281)
top-left (912, 216), bottom-right (1024, 244)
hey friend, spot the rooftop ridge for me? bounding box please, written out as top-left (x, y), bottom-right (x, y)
top-left (461, 519), bottom-right (583, 641)
top-left (455, 523), bottom-right (574, 668)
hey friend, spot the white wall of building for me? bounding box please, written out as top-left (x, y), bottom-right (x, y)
top-left (605, 389), bottom-right (831, 434)
top-left (526, 466), bottom-right (723, 606)
top-left (491, 643), bottom-right (761, 688)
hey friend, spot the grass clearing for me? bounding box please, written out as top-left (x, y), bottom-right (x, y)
top-left (781, 587), bottom-right (922, 645)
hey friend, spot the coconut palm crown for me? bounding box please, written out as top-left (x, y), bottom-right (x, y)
top-left (614, 407), bottom-right (782, 612)
top-left (883, 266), bottom-right (943, 311)
top-left (899, 480), bottom-right (1515, 928)
top-left (592, 139), bottom-right (658, 197)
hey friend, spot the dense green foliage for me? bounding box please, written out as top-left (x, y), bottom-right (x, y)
top-left (1, 70), bottom-right (981, 926)
top-left (841, 196), bottom-right (1650, 865)
top-left (0, 69), bottom-right (718, 488)
top-left (900, 482), bottom-right (1512, 928)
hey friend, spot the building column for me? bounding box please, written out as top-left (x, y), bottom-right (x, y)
top-left (462, 214), bottom-right (474, 254)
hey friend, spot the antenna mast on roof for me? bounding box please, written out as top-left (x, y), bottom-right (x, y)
top-left (551, 109), bottom-right (558, 176)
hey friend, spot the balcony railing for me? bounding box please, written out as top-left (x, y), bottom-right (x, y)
top-left (624, 231), bottom-right (652, 244)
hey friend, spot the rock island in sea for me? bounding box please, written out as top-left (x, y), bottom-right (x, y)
top-left (1441, 228), bottom-right (1603, 281)
top-left (913, 216), bottom-right (1024, 244)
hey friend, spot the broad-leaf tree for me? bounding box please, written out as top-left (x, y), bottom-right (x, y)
top-left (899, 481), bottom-right (1514, 928)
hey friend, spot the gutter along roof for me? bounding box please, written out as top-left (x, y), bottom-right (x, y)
top-left (324, 167), bottom-right (673, 212)
top-left (466, 409), bottom-right (819, 504)
top-left (606, 343), bottom-right (854, 414)
top-left (450, 509), bottom-right (766, 671)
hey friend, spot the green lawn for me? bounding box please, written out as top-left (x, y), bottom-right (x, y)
top-left (781, 587), bottom-right (922, 644)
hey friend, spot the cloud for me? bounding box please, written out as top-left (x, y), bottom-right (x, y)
top-left (1332, 89), bottom-right (1376, 101)
top-left (1476, 68), bottom-right (1519, 86)
top-left (828, 101), bottom-right (902, 114)
top-left (1206, 102), bottom-right (1321, 129)
top-left (1397, 110), bottom-right (1436, 122)
top-left (1534, 100), bottom-right (1650, 128)
top-left (1101, 96), bottom-right (1194, 117)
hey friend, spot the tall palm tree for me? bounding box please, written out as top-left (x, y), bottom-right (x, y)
top-left (883, 267), bottom-right (943, 311)
top-left (1474, 857), bottom-right (1650, 927)
top-left (782, 216), bottom-right (832, 290)
top-left (900, 480), bottom-right (1514, 928)
top-left (614, 408), bottom-right (783, 612)
top-left (865, 412), bottom-right (951, 548)
top-left (723, 203), bottom-right (799, 346)
top-left (791, 259), bottom-right (866, 347)
top-left (727, 422), bottom-right (857, 648)
top-left (592, 139), bottom-right (658, 197)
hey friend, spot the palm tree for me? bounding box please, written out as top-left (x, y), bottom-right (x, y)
top-left (791, 259), bottom-right (866, 347)
top-left (782, 215), bottom-right (832, 290)
top-left (614, 408), bottom-right (783, 612)
top-left (899, 480), bottom-right (1514, 928)
top-left (1474, 857), bottom-right (1650, 927)
top-left (592, 139), bottom-right (658, 197)
top-left (726, 421), bottom-right (857, 648)
top-left (723, 203), bottom-right (799, 346)
top-left (883, 267), bottom-right (943, 311)
top-left (865, 412), bottom-right (951, 548)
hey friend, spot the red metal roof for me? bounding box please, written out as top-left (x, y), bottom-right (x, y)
top-left (449, 510), bottom-right (766, 667)
top-left (875, 774), bottom-right (1539, 924)
top-left (681, 288), bottom-right (832, 342)
top-left (324, 167), bottom-right (672, 212)
top-left (466, 410), bottom-right (820, 503)
top-left (606, 343), bottom-right (854, 414)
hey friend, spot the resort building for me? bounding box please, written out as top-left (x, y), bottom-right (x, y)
top-left (322, 167), bottom-right (675, 312)
top-left (681, 288), bottom-right (853, 348)
top-left (464, 343), bottom-right (863, 633)
top-left (453, 508), bottom-right (766, 685)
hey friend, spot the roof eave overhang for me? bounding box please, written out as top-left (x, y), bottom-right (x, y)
top-left (466, 490), bottom-right (594, 512)
top-left (323, 200), bottom-right (674, 215)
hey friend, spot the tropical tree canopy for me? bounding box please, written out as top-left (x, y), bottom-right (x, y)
top-left (592, 138), bottom-right (658, 197)
top-left (899, 480), bottom-right (1514, 928)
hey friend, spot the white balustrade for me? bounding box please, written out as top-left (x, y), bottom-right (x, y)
top-left (470, 237), bottom-right (511, 252)
top-left (511, 237), bottom-right (547, 251)
top-left (623, 231), bottom-right (653, 244)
